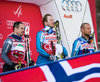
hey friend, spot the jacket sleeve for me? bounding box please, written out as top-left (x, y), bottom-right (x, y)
top-left (36, 31), bottom-right (50, 58)
top-left (63, 46), bottom-right (68, 57)
top-left (71, 40), bottom-right (80, 57)
top-left (1, 38), bottom-right (13, 66)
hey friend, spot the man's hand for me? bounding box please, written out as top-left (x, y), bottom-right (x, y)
top-left (11, 63), bottom-right (25, 70)
top-left (55, 44), bottom-right (63, 55)
top-left (49, 55), bottom-right (59, 61)
top-left (29, 59), bottom-right (35, 66)
top-left (14, 64), bottom-right (20, 70)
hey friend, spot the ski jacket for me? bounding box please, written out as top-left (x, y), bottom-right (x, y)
top-left (71, 36), bottom-right (94, 57)
top-left (36, 26), bottom-right (68, 64)
top-left (1, 34), bottom-right (26, 66)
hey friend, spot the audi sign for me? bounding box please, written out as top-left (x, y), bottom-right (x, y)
top-left (62, 0), bottom-right (82, 12)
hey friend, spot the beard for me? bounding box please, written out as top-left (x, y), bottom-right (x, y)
top-left (84, 33), bottom-right (91, 37)
top-left (17, 32), bottom-right (23, 37)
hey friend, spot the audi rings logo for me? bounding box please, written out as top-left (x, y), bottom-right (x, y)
top-left (6, 20), bottom-right (30, 29)
top-left (62, 0), bottom-right (82, 12)
top-left (6, 20), bottom-right (15, 27)
top-left (0, 34), bottom-right (3, 39)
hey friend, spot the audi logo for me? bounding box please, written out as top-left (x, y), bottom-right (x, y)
top-left (23, 22), bottom-right (30, 27)
top-left (62, 0), bottom-right (82, 12)
top-left (6, 20), bottom-right (30, 27)
top-left (6, 20), bottom-right (15, 27)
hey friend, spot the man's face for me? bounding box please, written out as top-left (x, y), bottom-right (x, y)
top-left (15, 24), bottom-right (25, 37)
top-left (82, 24), bottom-right (91, 36)
top-left (45, 16), bottom-right (55, 28)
